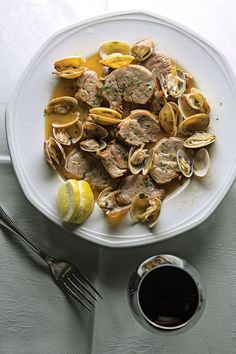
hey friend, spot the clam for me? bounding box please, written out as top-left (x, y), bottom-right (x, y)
top-left (178, 113), bottom-right (210, 135)
top-left (89, 107), bottom-right (122, 126)
top-left (158, 102), bottom-right (181, 136)
top-left (130, 193), bottom-right (162, 228)
top-left (79, 121), bottom-right (108, 152)
top-left (99, 40), bottom-right (134, 68)
top-left (131, 39), bottom-right (155, 62)
top-left (100, 53), bottom-right (134, 69)
top-left (159, 69), bottom-right (186, 98)
top-left (97, 187), bottom-right (130, 217)
top-left (184, 131), bottom-right (216, 148)
top-left (193, 148), bottom-right (210, 177)
top-left (82, 121), bottom-right (108, 139)
top-left (178, 88), bottom-right (210, 118)
top-left (45, 96), bottom-right (78, 115)
top-left (80, 139), bottom-right (107, 152)
top-left (99, 41), bottom-right (131, 59)
top-left (128, 144), bottom-right (154, 175)
top-left (52, 117), bottom-right (83, 145)
top-left (53, 57), bottom-right (87, 79)
top-left (44, 137), bottom-right (66, 170)
top-left (177, 149), bottom-right (193, 178)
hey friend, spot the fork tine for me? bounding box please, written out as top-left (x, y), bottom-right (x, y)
top-left (67, 277), bottom-right (95, 308)
top-left (69, 273), bottom-right (100, 303)
top-left (63, 282), bottom-right (92, 312)
top-left (73, 270), bottom-right (103, 299)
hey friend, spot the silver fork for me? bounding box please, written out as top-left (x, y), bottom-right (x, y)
top-left (0, 206), bottom-right (102, 311)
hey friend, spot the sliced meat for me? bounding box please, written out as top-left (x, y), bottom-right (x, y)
top-left (64, 148), bottom-right (117, 191)
top-left (150, 137), bottom-right (185, 184)
top-left (149, 88), bottom-right (166, 115)
top-left (74, 70), bottom-right (102, 107)
top-left (143, 51), bottom-right (172, 80)
top-left (116, 174), bottom-right (165, 206)
top-left (116, 109), bottom-right (163, 146)
top-left (97, 141), bottom-right (128, 178)
top-left (102, 65), bottom-right (155, 109)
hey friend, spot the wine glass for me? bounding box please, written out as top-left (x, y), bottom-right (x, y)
top-left (128, 254), bottom-right (206, 334)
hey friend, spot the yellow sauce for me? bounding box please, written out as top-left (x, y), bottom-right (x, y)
top-left (45, 53), bottom-right (103, 138)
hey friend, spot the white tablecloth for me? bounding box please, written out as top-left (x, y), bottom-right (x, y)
top-left (1, 1), bottom-right (236, 353)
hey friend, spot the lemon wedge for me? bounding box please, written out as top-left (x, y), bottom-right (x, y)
top-left (57, 179), bottom-right (94, 224)
top-left (73, 180), bottom-right (95, 224)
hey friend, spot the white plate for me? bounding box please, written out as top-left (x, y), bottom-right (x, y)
top-left (6, 11), bottom-right (236, 247)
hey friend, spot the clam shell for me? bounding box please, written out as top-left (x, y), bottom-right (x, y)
top-left (178, 88), bottom-right (210, 118)
top-left (130, 193), bottom-right (161, 228)
top-left (131, 39), bottom-right (154, 62)
top-left (177, 149), bottom-right (193, 178)
top-left (186, 88), bottom-right (210, 113)
top-left (179, 113), bottom-right (210, 135)
top-left (160, 69), bottom-right (186, 99)
top-left (99, 41), bottom-right (131, 59)
top-left (54, 57), bottom-right (87, 79)
top-left (184, 131), bottom-right (216, 148)
top-left (89, 107), bottom-right (122, 126)
top-left (44, 137), bottom-right (66, 170)
top-left (45, 96), bottom-right (78, 115)
top-left (97, 187), bottom-right (130, 217)
top-left (128, 144), bottom-right (153, 175)
top-left (100, 53), bottom-right (134, 69)
top-left (159, 102), bottom-right (178, 136)
top-left (80, 139), bottom-right (107, 152)
top-left (82, 121), bottom-right (108, 139)
top-left (52, 118), bottom-right (83, 145)
top-left (193, 148), bottom-right (210, 177)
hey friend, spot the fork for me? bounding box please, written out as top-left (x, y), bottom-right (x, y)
top-left (0, 206), bottom-right (102, 311)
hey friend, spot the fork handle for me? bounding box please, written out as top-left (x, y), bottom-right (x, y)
top-left (0, 206), bottom-right (51, 262)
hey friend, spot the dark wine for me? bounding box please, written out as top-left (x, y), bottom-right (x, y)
top-left (138, 265), bottom-right (199, 328)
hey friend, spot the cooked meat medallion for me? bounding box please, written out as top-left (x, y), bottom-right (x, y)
top-left (102, 65), bottom-right (155, 109)
top-left (97, 141), bottom-right (128, 179)
top-left (143, 51), bottom-right (172, 80)
top-left (116, 109), bottom-right (163, 146)
top-left (150, 137), bottom-right (186, 184)
top-left (116, 174), bottom-right (165, 206)
top-left (74, 70), bottom-right (102, 107)
top-left (64, 148), bottom-right (117, 191)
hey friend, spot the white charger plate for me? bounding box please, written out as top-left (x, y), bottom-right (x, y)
top-left (6, 11), bottom-right (236, 247)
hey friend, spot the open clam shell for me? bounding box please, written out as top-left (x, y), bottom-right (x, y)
top-left (45, 96), bottom-right (78, 115)
top-left (128, 144), bottom-right (153, 175)
top-left (177, 149), bottom-right (193, 178)
top-left (97, 187), bottom-right (130, 217)
top-left (44, 137), bottom-right (66, 170)
top-left (80, 139), bottom-right (107, 152)
top-left (178, 88), bottom-right (210, 118)
top-left (160, 69), bottom-right (186, 99)
top-left (184, 131), bottom-right (216, 148)
top-left (89, 107), bottom-right (122, 126)
top-left (82, 121), bottom-right (108, 139)
top-left (130, 193), bottom-right (162, 228)
top-left (193, 148), bottom-right (210, 177)
top-left (178, 113), bottom-right (210, 135)
top-left (99, 41), bottom-right (131, 59)
top-left (52, 118), bottom-right (83, 145)
top-left (131, 39), bottom-right (154, 62)
top-left (53, 57), bottom-right (87, 79)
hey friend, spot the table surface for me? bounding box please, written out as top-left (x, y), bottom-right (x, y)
top-left (1, 1), bottom-right (236, 353)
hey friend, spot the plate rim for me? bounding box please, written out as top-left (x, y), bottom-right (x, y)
top-left (5, 10), bottom-right (236, 247)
